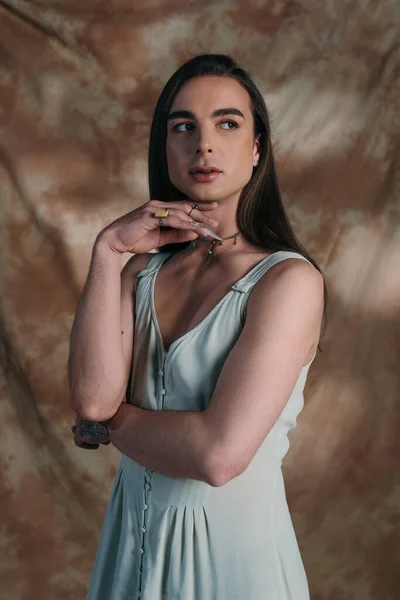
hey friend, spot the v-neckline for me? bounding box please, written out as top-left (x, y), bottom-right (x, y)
top-left (150, 250), bottom-right (279, 356)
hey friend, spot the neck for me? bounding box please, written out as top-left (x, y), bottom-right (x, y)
top-left (189, 229), bottom-right (242, 259)
top-left (186, 191), bottom-right (241, 239)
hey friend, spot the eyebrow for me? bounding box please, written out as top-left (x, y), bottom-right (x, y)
top-left (167, 107), bottom-right (245, 121)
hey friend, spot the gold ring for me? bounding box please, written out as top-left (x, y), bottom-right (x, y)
top-left (154, 208), bottom-right (169, 218)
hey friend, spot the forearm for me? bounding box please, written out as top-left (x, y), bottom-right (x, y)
top-left (105, 403), bottom-right (215, 484)
top-left (68, 237), bottom-right (126, 420)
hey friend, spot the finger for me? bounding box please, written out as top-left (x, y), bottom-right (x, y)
top-left (82, 443), bottom-right (100, 450)
top-left (77, 420), bottom-right (109, 443)
top-left (158, 220), bottom-right (212, 245)
top-left (148, 199), bottom-right (218, 212)
top-left (142, 205), bottom-right (218, 229)
top-left (146, 200), bottom-right (219, 226)
top-left (159, 228), bottom-right (200, 246)
top-left (76, 434), bottom-right (104, 444)
top-left (74, 438), bottom-right (100, 449)
top-left (178, 209), bottom-right (219, 228)
top-left (141, 212), bottom-right (211, 237)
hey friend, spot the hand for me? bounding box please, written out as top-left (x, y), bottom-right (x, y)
top-left (97, 199), bottom-right (219, 255)
top-left (72, 416), bottom-right (111, 450)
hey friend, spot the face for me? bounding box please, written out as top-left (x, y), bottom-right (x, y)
top-left (166, 76), bottom-right (260, 204)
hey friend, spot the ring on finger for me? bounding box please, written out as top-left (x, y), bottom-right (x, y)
top-left (188, 203), bottom-right (199, 217)
top-left (154, 208), bottom-right (169, 227)
top-left (154, 208), bottom-right (170, 218)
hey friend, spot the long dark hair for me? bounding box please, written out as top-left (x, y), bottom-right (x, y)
top-left (148, 53), bottom-right (327, 350)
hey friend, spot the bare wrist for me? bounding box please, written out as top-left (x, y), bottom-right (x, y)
top-left (93, 234), bottom-right (123, 263)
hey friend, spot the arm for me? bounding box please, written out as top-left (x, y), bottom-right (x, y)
top-left (98, 258), bottom-right (323, 487)
top-left (104, 404), bottom-right (211, 484)
top-left (202, 258), bottom-right (324, 484)
top-left (68, 236), bottom-right (153, 422)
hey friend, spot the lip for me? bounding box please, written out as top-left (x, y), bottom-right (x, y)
top-left (190, 171), bottom-right (222, 183)
top-left (188, 166), bottom-right (222, 174)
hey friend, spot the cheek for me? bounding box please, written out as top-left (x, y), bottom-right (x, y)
top-left (228, 135), bottom-right (253, 159)
top-left (229, 142), bottom-right (255, 171)
top-left (166, 144), bottom-right (185, 185)
top-left (166, 143), bottom-right (177, 168)
top-left (227, 144), bottom-right (256, 185)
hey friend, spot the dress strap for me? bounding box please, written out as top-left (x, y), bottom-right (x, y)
top-left (136, 250), bottom-right (313, 288)
top-left (136, 251), bottom-right (174, 279)
top-left (231, 251), bottom-right (314, 294)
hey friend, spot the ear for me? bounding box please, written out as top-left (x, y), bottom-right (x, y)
top-left (253, 134), bottom-right (261, 167)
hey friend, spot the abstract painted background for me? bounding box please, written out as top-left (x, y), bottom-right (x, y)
top-left (1, 1), bottom-right (399, 598)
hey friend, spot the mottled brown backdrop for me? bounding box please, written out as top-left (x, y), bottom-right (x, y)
top-left (1, 1), bottom-right (399, 599)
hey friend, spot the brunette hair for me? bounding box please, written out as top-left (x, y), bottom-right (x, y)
top-left (148, 53), bottom-right (327, 349)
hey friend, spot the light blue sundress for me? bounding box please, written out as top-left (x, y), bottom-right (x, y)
top-left (86, 250), bottom-right (316, 600)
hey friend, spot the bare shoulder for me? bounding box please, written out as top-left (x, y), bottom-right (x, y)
top-left (253, 256), bottom-right (323, 294)
top-left (121, 252), bottom-right (159, 279)
top-left (246, 257), bottom-right (324, 328)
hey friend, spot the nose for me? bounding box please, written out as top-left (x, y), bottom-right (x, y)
top-left (196, 128), bottom-right (213, 154)
top-left (196, 144), bottom-right (213, 154)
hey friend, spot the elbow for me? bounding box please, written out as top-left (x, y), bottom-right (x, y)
top-left (206, 470), bottom-right (231, 488)
top-left (70, 395), bottom-right (122, 422)
top-left (202, 446), bottom-right (244, 487)
top-left (73, 406), bottom-right (119, 423)
top-left (68, 363), bottom-right (127, 422)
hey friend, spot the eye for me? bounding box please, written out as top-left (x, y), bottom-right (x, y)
top-left (219, 120), bottom-right (239, 130)
top-left (172, 122), bottom-right (194, 132)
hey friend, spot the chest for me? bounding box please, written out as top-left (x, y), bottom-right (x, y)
top-left (153, 268), bottom-right (237, 353)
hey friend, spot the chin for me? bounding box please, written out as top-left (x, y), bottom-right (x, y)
top-left (190, 189), bottom-right (241, 204)
top-left (185, 184), bottom-right (229, 203)
top-left (189, 192), bottom-right (221, 202)
top-left (172, 176), bottom-right (246, 203)
top-left (174, 186), bottom-right (219, 203)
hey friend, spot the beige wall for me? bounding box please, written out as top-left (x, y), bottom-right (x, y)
top-left (0, 1), bottom-right (399, 598)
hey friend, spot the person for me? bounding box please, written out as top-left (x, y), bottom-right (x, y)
top-left (68, 53), bottom-right (326, 600)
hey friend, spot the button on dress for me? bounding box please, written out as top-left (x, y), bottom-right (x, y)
top-left (86, 250), bottom-right (316, 600)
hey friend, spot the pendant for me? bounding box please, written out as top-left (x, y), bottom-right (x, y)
top-left (193, 234), bottom-right (238, 253)
top-left (208, 240), bottom-right (223, 254)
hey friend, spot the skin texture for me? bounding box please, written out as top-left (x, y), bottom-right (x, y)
top-left (73, 74), bottom-right (264, 448)
top-left (72, 76), bottom-right (323, 490)
top-left (166, 76), bottom-right (261, 251)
